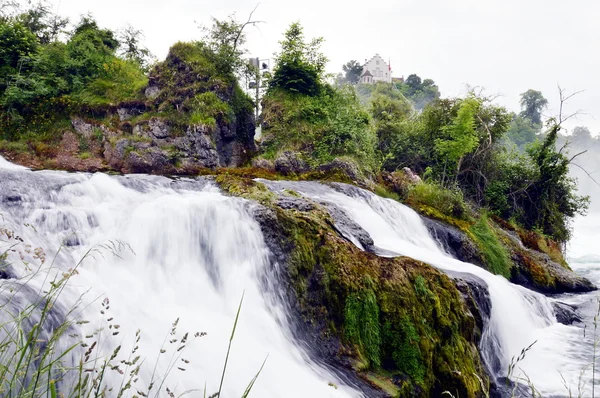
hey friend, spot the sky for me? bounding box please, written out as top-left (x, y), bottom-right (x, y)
top-left (39, 0), bottom-right (600, 134)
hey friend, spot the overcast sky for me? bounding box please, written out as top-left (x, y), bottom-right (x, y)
top-left (44, 0), bottom-right (600, 133)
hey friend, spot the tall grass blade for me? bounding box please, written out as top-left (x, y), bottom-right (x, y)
top-left (217, 292), bottom-right (245, 397)
top-left (241, 355), bottom-right (268, 398)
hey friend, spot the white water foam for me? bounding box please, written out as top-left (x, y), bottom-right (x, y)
top-left (262, 180), bottom-right (596, 397)
top-left (0, 161), bottom-right (356, 397)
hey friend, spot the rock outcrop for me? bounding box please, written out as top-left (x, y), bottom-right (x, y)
top-left (215, 175), bottom-right (491, 398)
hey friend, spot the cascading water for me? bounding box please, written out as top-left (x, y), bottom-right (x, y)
top-left (260, 180), bottom-right (597, 397)
top-left (1, 154), bottom-right (597, 397)
top-left (0, 159), bottom-right (357, 397)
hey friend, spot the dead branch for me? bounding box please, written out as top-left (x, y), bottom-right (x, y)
top-left (571, 163), bottom-right (600, 188)
top-left (568, 150), bottom-right (587, 163)
top-left (233, 3), bottom-right (264, 52)
top-left (557, 84), bottom-right (585, 125)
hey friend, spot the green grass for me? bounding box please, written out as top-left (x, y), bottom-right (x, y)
top-left (373, 185), bottom-right (401, 202)
top-left (469, 215), bottom-right (512, 278)
top-left (408, 182), bottom-right (469, 221)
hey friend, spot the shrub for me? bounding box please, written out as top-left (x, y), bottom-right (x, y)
top-left (407, 182), bottom-right (469, 220)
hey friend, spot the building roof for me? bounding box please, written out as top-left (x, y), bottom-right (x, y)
top-left (361, 70), bottom-right (373, 77)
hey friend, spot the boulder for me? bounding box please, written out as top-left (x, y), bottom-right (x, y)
top-left (274, 151), bottom-right (310, 175)
top-left (317, 158), bottom-right (362, 182)
top-left (251, 157), bottom-right (275, 171)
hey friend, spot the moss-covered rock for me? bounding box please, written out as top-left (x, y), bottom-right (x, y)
top-left (216, 175), bottom-right (489, 398)
top-left (0, 41), bottom-right (257, 174)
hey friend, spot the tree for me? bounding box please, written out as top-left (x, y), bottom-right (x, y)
top-left (118, 25), bottom-right (154, 72)
top-left (519, 89), bottom-right (548, 126)
top-left (342, 60), bottom-right (362, 84)
top-left (16, 1), bottom-right (68, 44)
top-left (396, 74), bottom-right (440, 110)
top-left (571, 126), bottom-right (592, 141)
top-left (199, 7), bottom-right (262, 77)
top-left (434, 97), bottom-right (479, 184)
top-left (269, 22), bottom-right (327, 96)
top-left (524, 123), bottom-right (589, 241)
top-left (505, 114), bottom-right (538, 149)
top-left (405, 74), bottom-right (422, 92)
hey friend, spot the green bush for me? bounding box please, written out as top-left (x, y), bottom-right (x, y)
top-left (408, 182), bottom-right (469, 220)
top-left (269, 22), bottom-right (327, 97)
top-left (261, 86), bottom-right (378, 171)
top-left (71, 58), bottom-right (147, 105)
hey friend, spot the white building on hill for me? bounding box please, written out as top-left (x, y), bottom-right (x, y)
top-left (359, 54), bottom-right (392, 84)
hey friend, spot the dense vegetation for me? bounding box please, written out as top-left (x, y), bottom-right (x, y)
top-left (0, 3), bottom-right (150, 142)
top-left (260, 22), bottom-right (588, 244)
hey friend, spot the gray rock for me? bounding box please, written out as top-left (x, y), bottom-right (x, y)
top-left (323, 202), bottom-right (375, 252)
top-left (552, 302), bottom-right (582, 325)
top-left (402, 167), bottom-right (422, 183)
top-left (145, 85), bottom-right (160, 100)
top-left (318, 158), bottom-right (362, 182)
top-left (451, 272), bottom-right (491, 342)
top-left (180, 125), bottom-right (220, 168)
top-left (275, 196), bottom-right (314, 212)
top-left (274, 151), bottom-right (310, 175)
top-left (134, 118), bottom-right (170, 140)
top-left (71, 117), bottom-right (94, 138)
top-left (252, 157), bottom-right (275, 171)
top-left (424, 218), bottom-right (485, 266)
top-left (127, 147), bottom-right (171, 174)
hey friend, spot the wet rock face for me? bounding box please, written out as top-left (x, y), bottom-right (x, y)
top-left (425, 216), bottom-right (596, 295)
top-left (451, 272), bottom-right (492, 342)
top-left (552, 302), bottom-right (582, 325)
top-left (424, 218), bottom-right (485, 266)
top-left (248, 204), bottom-right (391, 398)
top-left (511, 246), bottom-right (597, 295)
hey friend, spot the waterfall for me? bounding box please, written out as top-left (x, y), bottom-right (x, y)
top-left (260, 180), bottom-right (595, 397)
top-left (0, 160), bottom-right (356, 397)
top-left (0, 155), bottom-right (595, 397)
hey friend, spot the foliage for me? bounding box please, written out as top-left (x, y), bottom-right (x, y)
top-left (261, 86), bottom-right (377, 171)
top-left (200, 12), bottom-right (259, 79)
top-left (341, 60), bottom-right (363, 84)
top-left (70, 58), bottom-right (147, 105)
top-left (519, 89), bottom-right (547, 126)
top-left (505, 114), bottom-right (539, 150)
top-left (261, 24), bottom-right (377, 170)
top-left (0, 9), bottom-right (152, 141)
top-left (482, 123), bottom-right (589, 242)
top-left (15, 0), bottom-right (68, 44)
top-left (434, 97), bottom-right (479, 183)
top-left (524, 124), bottom-right (589, 240)
top-left (269, 22), bottom-right (327, 96)
top-left (395, 74), bottom-right (440, 110)
top-left (118, 24), bottom-right (155, 72)
top-left (407, 182), bottom-right (469, 221)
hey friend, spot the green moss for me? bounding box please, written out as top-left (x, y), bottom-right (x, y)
top-left (264, 190), bottom-right (487, 398)
top-left (344, 284), bottom-right (381, 369)
top-left (214, 174), bottom-right (275, 205)
top-left (469, 215), bottom-right (512, 278)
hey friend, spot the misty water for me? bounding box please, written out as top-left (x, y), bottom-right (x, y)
top-left (1, 156), bottom-right (599, 397)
